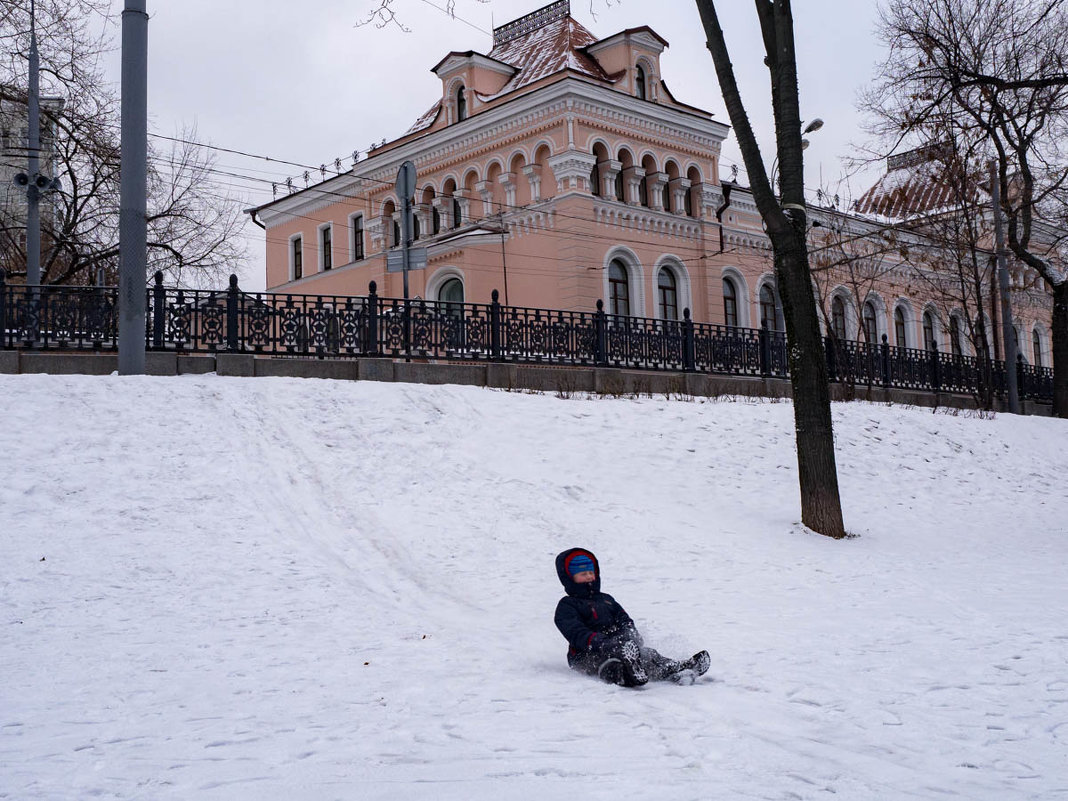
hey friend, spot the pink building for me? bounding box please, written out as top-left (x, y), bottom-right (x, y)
top-left (251, 0), bottom-right (1054, 368)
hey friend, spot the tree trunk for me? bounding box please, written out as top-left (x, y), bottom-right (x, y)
top-left (1052, 282), bottom-right (1068, 417)
top-left (772, 225), bottom-right (847, 537)
top-left (695, 0), bottom-right (846, 538)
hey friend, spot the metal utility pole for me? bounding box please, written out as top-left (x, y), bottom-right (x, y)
top-left (118, 0), bottom-right (148, 375)
top-left (24, 0), bottom-right (41, 286)
top-left (990, 160), bottom-right (1019, 414)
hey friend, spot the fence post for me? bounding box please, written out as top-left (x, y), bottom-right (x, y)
top-left (824, 335), bottom-right (837, 382)
top-left (881, 334), bottom-right (891, 387)
top-left (151, 271), bottom-right (165, 349)
top-left (0, 269), bottom-right (6, 349)
top-left (365, 280), bottom-right (379, 355)
top-left (226, 273), bottom-right (240, 352)
top-left (759, 323), bottom-right (770, 377)
top-left (1016, 352), bottom-right (1026, 402)
top-left (930, 344), bottom-right (941, 392)
top-left (595, 300), bottom-right (607, 366)
top-left (490, 289), bottom-right (502, 361)
top-left (682, 308), bottom-right (695, 372)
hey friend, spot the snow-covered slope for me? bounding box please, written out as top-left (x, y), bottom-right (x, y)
top-left (1, 375), bottom-right (1065, 800)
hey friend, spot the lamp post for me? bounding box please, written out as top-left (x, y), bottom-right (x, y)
top-left (14, 0), bottom-right (61, 287)
top-left (770, 118), bottom-right (823, 196)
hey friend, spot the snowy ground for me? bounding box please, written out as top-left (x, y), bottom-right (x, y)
top-left (1, 373), bottom-right (1066, 800)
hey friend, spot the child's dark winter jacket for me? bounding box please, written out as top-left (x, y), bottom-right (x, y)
top-left (554, 548), bottom-right (640, 667)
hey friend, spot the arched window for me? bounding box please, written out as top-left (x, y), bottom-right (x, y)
top-left (723, 278), bottom-right (738, 327)
top-left (658, 268), bottom-right (678, 321)
top-left (923, 311), bottom-right (936, 351)
top-left (950, 316), bottom-right (963, 357)
top-left (831, 296), bottom-right (847, 340)
top-left (636, 64), bottom-right (648, 101)
top-left (662, 181), bottom-right (672, 213)
top-left (760, 285), bottom-right (780, 331)
top-left (608, 260), bottom-right (630, 317)
top-left (894, 307), bottom-right (907, 348)
top-left (590, 162), bottom-right (601, 197)
top-left (452, 197), bottom-right (462, 229)
top-left (1033, 329), bottom-right (1043, 367)
top-left (439, 276), bottom-right (464, 305)
top-left (412, 213), bottom-right (421, 241)
top-left (456, 86), bottom-right (467, 122)
top-left (863, 301), bottom-right (878, 344)
top-left (639, 175), bottom-right (649, 207)
top-left (432, 205), bottom-right (441, 235)
top-left (392, 218), bottom-right (400, 248)
top-left (684, 185), bottom-right (694, 217)
top-left (614, 171), bottom-right (625, 203)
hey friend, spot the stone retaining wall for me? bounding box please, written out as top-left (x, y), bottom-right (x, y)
top-left (0, 350), bottom-right (1051, 416)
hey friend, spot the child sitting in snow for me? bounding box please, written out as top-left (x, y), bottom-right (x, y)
top-left (554, 547), bottom-right (710, 687)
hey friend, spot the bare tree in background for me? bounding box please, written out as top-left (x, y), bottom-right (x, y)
top-left (809, 219), bottom-right (904, 398)
top-left (863, 0), bottom-right (1068, 416)
top-left (0, 0), bottom-right (246, 287)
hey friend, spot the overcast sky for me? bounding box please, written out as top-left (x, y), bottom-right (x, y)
top-left (102, 0), bottom-right (887, 284)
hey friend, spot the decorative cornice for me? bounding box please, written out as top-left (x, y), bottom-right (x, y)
top-left (593, 201), bottom-right (703, 240)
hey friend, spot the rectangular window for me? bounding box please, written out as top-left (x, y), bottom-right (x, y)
top-left (320, 225), bottom-right (332, 271)
top-left (350, 214), bottom-right (364, 261)
top-left (291, 235), bottom-right (303, 281)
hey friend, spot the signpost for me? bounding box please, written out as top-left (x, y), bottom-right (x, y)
top-left (386, 247), bottom-right (427, 273)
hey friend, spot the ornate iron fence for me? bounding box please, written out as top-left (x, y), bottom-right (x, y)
top-left (0, 282), bottom-right (117, 350)
top-left (0, 270), bottom-right (1054, 404)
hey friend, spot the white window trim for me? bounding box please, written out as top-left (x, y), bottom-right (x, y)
top-left (601, 247), bottom-right (646, 317)
top-left (349, 213), bottom-right (365, 262)
top-left (862, 293), bottom-right (887, 344)
top-left (892, 300), bottom-right (915, 349)
top-left (427, 266), bottom-right (466, 302)
top-left (828, 288), bottom-right (857, 340)
top-left (1032, 323), bottom-right (1049, 368)
top-left (289, 234), bottom-right (303, 282)
top-left (920, 305), bottom-right (942, 351)
top-left (756, 275), bottom-right (785, 332)
top-left (720, 267), bottom-right (751, 328)
top-left (318, 223), bottom-right (333, 273)
top-left (653, 256), bottom-right (691, 321)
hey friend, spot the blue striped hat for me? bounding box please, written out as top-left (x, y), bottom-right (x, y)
top-left (567, 553), bottom-right (595, 577)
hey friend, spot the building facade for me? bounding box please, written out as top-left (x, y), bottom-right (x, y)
top-left (252, 0), bottom-right (1054, 367)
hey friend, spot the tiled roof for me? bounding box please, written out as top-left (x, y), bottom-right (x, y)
top-left (405, 101), bottom-right (442, 135)
top-left (405, 5), bottom-right (613, 135)
top-left (480, 15), bottom-right (611, 100)
top-left (854, 156), bottom-right (984, 220)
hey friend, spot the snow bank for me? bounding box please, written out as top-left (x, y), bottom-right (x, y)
top-left (1, 374), bottom-right (1065, 800)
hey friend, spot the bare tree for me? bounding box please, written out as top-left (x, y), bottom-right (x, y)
top-left (0, 0), bottom-right (246, 287)
top-left (811, 220), bottom-right (903, 345)
top-left (864, 0), bottom-right (1068, 415)
top-left (695, 1), bottom-right (845, 538)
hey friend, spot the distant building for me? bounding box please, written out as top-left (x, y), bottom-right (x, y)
top-left (251, 0), bottom-right (1053, 366)
top-left (852, 145), bottom-right (1054, 367)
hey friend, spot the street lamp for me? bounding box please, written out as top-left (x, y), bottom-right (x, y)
top-left (771, 117), bottom-right (825, 196)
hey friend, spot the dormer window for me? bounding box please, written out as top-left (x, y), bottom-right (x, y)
top-left (456, 86), bottom-right (468, 121)
top-left (636, 64), bottom-right (647, 101)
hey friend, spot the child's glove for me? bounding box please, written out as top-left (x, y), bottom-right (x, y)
top-left (594, 630), bottom-right (641, 657)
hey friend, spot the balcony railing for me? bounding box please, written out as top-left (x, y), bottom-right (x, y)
top-left (0, 271), bottom-right (1054, 404)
